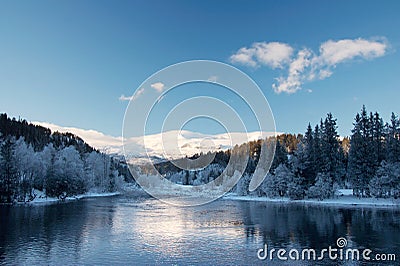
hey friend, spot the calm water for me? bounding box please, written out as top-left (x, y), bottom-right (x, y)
top-left (0, 193), bottom-right (399, 265)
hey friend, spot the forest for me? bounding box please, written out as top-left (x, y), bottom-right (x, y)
top-left (1, 104), bottom-right (400, 204)
top-left (0, 114), bottom-right (132, 203)
top-left (155, 105), bottom-right (400, 200)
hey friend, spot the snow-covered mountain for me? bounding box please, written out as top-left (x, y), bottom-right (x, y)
top-left (34, 122), bottom-right (276, 164)
top-left (34, 122), bottom-right (124, 154)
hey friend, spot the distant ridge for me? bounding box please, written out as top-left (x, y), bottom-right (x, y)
top-left (33, 121), bottom-right (278, 163)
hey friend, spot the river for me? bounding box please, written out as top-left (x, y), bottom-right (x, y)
top-left (1, 193), bottom-right (399, 265)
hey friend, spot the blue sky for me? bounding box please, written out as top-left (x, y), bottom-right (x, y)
top-left (1, 0), bottom-right (400, 137)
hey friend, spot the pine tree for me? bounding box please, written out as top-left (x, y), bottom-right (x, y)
top-left (348, 106), bottom-right (376, 197)
top-left (303, 123), bottom-right (315, 183)
top-left (320, 113), bottom-right (344, 184)
top-left (371, 112), bottom-right (385, 164)
top-left (312, 123), bottom-right (323, 175)
top-left (387, 112), bottom-right (400, 163)
top-left (270, 138), bottom-right (288, 172)
top-left (0, 137), bottom-right (18, 203)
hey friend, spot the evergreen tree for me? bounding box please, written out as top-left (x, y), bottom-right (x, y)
top-left (270, 138), bottom-right (288, 172)
top-left (371, 112), bottom-right (385, 164)
top-left (386, 112), bottom-right (400, 163)
top-left (348, 106), bottom-right (375, 197)
top-left (0, 137), bottom-right (18, 203)
top-left (320, 113), bottom-right (344, 184)
top-left (312, 124), bottom-right (323, 175)
top-left (291, 124), bottom-right (317, 187)
top-left (303, 123), bottom-right (316, 183)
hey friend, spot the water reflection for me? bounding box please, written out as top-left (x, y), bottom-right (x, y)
top-left (0, 196), bottom-right (399, 265)
top-left (239, 201), bottom-right (400, 263)
top-left (0, 198), bottom-right (116, 265)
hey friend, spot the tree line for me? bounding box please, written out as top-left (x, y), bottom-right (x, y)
top-left (244, 105), bottom-right (400, 199)
top-left (156, 106), bottom-right (400, 200)
top-left (0, 114), bottom-right (132, 203)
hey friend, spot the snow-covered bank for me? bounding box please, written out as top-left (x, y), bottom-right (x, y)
top-left (15, 190), bottom-right (121, 205)
top-left (223, 190), bottom-right (400, 208)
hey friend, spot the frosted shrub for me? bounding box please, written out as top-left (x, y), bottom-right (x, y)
top-left (307, 173), bottom-right (334, 200)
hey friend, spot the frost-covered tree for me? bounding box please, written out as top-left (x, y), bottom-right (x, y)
top-left (0, 114), bottom-right (129, 200)
top-left (273, 164), bottom-right (291, 197)
top-left (36, 143), bottom-right (56, 191)
top-left (46, 146), bottom-right (85, 198)
top-left (84, 150), bottom-right (119, 192)
top-left (259, 164), bottom-right (292, 197)
top-left (236, 173), bottom-right (251, 196)
top-left (85, 151), bottom-right (105, 191)
top-left (287, 174), bottom-right (304, 200)
top-left (370, 161), bottom-right (400, 198)
top-left (307, 173), bottom-right (334, 200)
top-left (107, 161), bottom-right (119, 192)
top-left (14, 137), bottom-right (39, 201)
top-left (260, 172), bottom-right (280, 198)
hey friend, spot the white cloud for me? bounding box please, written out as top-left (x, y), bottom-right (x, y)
top-left (151, 82), bottom-right (165, 92)
top-left (232, 38), bottom-right (388, 94)
top-left (119, 87), bottom-right (145, 101)
top-left (317, 38), bottom-right (387, 65)
top-left (230, 47), bottom-right (257, 67)
top-left (119, 95), bottom-right (133, 101)
top-left (272, 48), bottom-right (312, 94)
top-left (317, 69), bottom-right (333, 79)
top-left (253, 42), bottom-right (293, 68)
top-left (230, 42), bottom-right (293, 68)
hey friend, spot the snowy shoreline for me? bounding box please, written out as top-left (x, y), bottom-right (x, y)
top-left (10, 190), bottom-right (122, 206)
top-left (223, 191), bottom-right (400, 208)
top-left (5, 187), bottom-right (400, 208)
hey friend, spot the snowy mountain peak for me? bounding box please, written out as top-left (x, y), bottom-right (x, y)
top-left (33, 121), bottom-right (276, 164)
